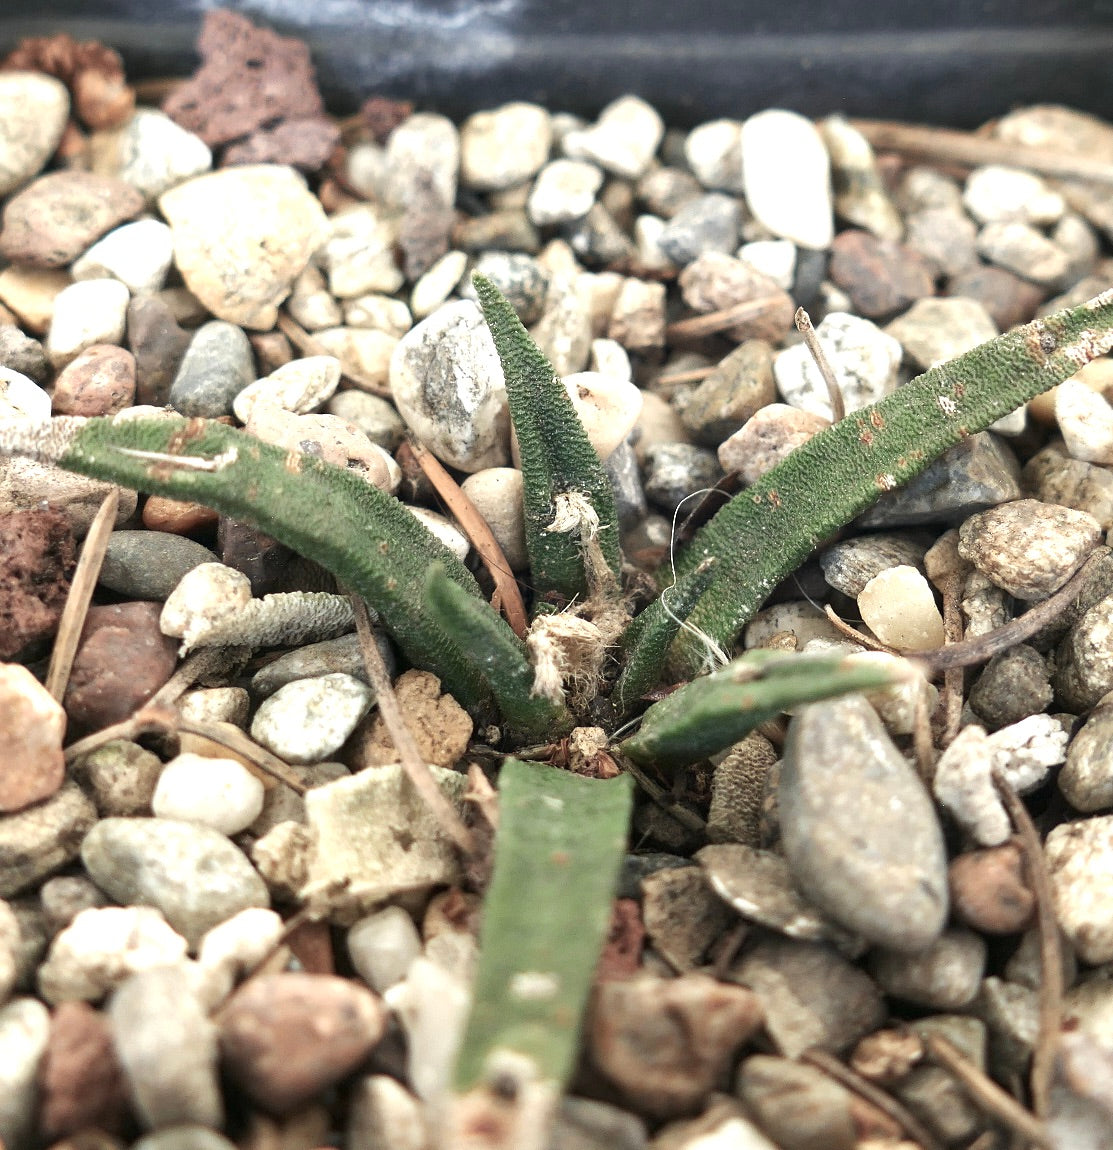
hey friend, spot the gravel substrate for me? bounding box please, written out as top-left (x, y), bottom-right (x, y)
top-left (3, 9), bottom-right (1113, 1150)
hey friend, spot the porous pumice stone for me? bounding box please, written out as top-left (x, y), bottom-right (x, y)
top-left (856, 565), bottom-right (945, 652)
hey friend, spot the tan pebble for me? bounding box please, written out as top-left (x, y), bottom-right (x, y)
top-left (857, 565), bottom-right (945, 652)
top-left (949, 842), bottom-right (1034, 934)
top-left (562, 371), bottom-right (643, 461)
top-left (345, 669), bottom-right (472, 770)
top-left (718, 403), bottom-right (829, 484)
top-left (141, 495), bottom-right (219, 533)
top-left (219, 972), bottom-right (387, 1114)
top-left (633, 390), bottom-right (691, 463)
top-left (0, 265), bottom-right (71, 333)
top-left (0, 663), bottom-right (66, 812)
top-left (460, 467), bottom-right (528, 571)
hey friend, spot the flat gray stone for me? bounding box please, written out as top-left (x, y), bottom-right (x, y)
top-left (728, 936), bottom-right (885, 1057)
top-left (81, 817), bottom-right (269, 946)
top-left (856, 432), bottom-right (1022, 528)
top-left (780, 694), bottom-right (948, 951)
top-left (250, 632), bottom-right (394, 698)
top-left (819, 532), bottom-right (928, 598)
top-left (99, 530), bottom-right (218, 600)
top-left (0, 782), bottom-right (98, 898)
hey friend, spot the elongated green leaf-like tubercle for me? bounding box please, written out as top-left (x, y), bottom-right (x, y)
top-left (423, 563), bottom-right (573, 741)
top-left (0, 415), bottom-right (493, 711)
top-left (620, 649), bottom-right (912, 769)
top-left (472, 273), bottom-right (621, 604)
top-left (453, 759), bottom-right (632, 1092)
top-left (671, 289), bottom-right (1113, 676)
top-left (612, 557), bottom-right (718, 716)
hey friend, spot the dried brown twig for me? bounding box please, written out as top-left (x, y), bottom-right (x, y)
top-left (276, 311), bottom-right (393, 398)
top-left (795, 307), bottom-right (845, 422)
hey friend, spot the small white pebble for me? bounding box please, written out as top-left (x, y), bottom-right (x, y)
top-left (348, 906), bottom-right (422, 992)
top-left (0, 366), bottom-right (50, 420)
top-left (857, 565), bottom-right (945, 652)
top-left (152, 753), bottom-right (265, 836)
top-left (1056, 378), bottom-right (1113, 465)
top-left (409, 506), bottom-right (470, 562)
top-left (160, 562), bottom-right (253, 646)
top-left (232, 355), bottom-right (342, 423)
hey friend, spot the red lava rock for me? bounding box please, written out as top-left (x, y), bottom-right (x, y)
top-left (63, 601), bottom-right (178, 731)
top-left (946, 265), bottom-right (1047, 331)
top-left (141, 496), bottom-right (220, 535)
top-left (223, 118), bottom-right (341, 173)
top-left (163, 10), bottom-right (326, 149)
top-left (51, 345), bottom-right (136, 417)
top-left (37, 1000), bottom-right (129, 1140)
top-left (828, 229), bottom-right (935, 318)
top-left (949, 840), bottom-right (1035, 935)
top-left (0, 507), bottom-right (74, 659)
top-left (219, 972), bottom-right (387, 1115)
top-left (0, 171), bottom-right (144, 269)
top-left (0, 663), bottom-right (66, 813)
top-left (585, 972), bottom-right (764, 1119)
top-left (597, 898), bottom-right (645, 980)
top-left (2, 33), bottom-right (135, 130)
top-left (126, 295), bottom-right (191, 407)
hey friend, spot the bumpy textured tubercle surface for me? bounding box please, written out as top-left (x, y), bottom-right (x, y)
top-left (671, 290), bottom-right (1113, 675)
top-left (473, 273), bottom-right (621, 604)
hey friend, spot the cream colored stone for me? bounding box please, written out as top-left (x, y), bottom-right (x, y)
top-left (857, 565), bottom-right (945, 652)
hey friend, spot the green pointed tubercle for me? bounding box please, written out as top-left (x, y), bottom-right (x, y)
top-left (453, 759), bottom-right (633, 1094)
top-left (620, 649), bottom-right (913, 770)
top-left (2, 414), bottom-right (493, 711)
top-left (472, 272), bottom-right (621, 604)
top-left (423, 562), bottom-right (573, 741)
top-left (670, 289), bottom-right (1113, 676)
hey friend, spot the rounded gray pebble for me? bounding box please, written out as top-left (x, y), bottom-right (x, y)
top-left (80, 817), bottom-right (269, 947)
top-left (109, 964), bottom-right (222, 1129)
top-left (1061, 693), bottom-right (1113, 811)
top-left (642, 442), bottom-right (723, 514)
top-left (968, 644), bottom-right (1052, 730)
top-left (250, 632), bottom-right (394, 698)
top-left (780, 694), bottom-right (949, 951)
top-left (250, 672), bottom-right (374, 764)
top-left (869, 928), bottom-right (987, 1009)
top-left (465, 252), bottom-right (550, 325)
top-left (657, 193), bottom-right (743, 266)
top-left (819, 532), bottom-right (929, 598)
top-left (169, 321), bottom-right (256, 418)
top-left (1055, 593), bottom-right (1113, 713)
top-left (99, 530), bottom-right (218, 600)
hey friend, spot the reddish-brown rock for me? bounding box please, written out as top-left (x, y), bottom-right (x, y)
top-left (38, 1000), bottom-right (129, 1140)
top-left (125, 295), bottom-right (191, 407)
top-left (0, 507), bottom-right (74, 659)
top-left (829, 229), bottom-right (935, 318)
top-left (219, 972), bottom-right (387, 1114)
top-left (163, 9), bottom-right (327, 148)
top-left (949, 840), bottom-right (1035, 934)
top-left (223, 118), bottom-right (341, 173)
top-left (0, 170), bottom-right (143, 268)
top-left (63, 601), bottom-right (178, 731)
top-left (585, 973), bottom-right (764, 1119)
top-left (51, 345), bottom-right (136, 417)
top-left (0, 663), bottom-right (66, 813)
top-left (947, 265), bottom-right (1047, 331)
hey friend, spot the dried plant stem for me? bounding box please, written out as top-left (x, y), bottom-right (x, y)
top-left (993, 771), bottom-right (1063, 1120)
top-left (348, 592), bottom-right (476, 855)
top-left (403, 437), bottom-right (528, 639)
top-left (935, 573), bottom-right (967, 749)
top-left (851, 118), bottom-right (1113, 185)
top-left (920, 547), bottom-right (1108, 673)
top-left (822, 605), bottom-right (897, 653)
top-left (922, 1033), bottom-right (1053, 1149)
top-left (275, 311), bottom-right (392, 398)
top-left (655, 365), bottom-right (715, 387)
top-left (45, 488), bottom-right (118, 702)
top-left (611, 750), bottom-right (707, 835)
top-left (666, 296), bottom-right (786, 341)
top-left (795, 307), bottom-right (845, 422)
top-left (800, 1048), bottom-right (945, 1150)
top-left (149, 646), bottom-right (251, 709)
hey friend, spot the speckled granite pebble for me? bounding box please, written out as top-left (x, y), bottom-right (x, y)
top-left (0, 783), bottom-right (97, 898)
top-left (957, 498), bottom-right (1100, 600)
top-left (1046, 815), bottom-right (1113, 964)
top-left (251, 673), bottom-right (374, 765)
